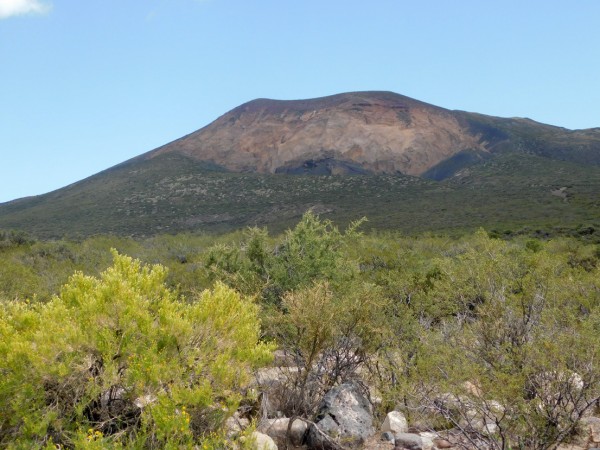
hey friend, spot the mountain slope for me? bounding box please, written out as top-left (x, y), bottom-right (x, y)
top-left (1, 91), bottom-right (599, 238)
top-left (145, 91), bottom-right (600, 178)
top-left (0, 152), bottom-right (598, 238)
top-left (147, 91), bottom-right (485, 176)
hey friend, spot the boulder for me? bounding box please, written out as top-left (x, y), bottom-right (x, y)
top-left (382, 411), bottom-right (409, 435)
top-left (393, 433), bottom-right (425, 450)
top-left (250, 431), bottom-right (278, 450)
top-left (307, 382), bottom-right (375, 449)
top-left (258, 417), bottom-right (308, 446)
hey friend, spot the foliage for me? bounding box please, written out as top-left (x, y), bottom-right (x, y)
top-left (267, 213), bottom-right (362, 291)
top-left (205, 212), bottom-right (363, 306)
top-left (0, 229), bottom-right (34, 249)
top-left (0, 251), bottom-right (273, 449)
top-left (385, 233), bottom-right (600, 449)
top-left (264, 280), bottom-right (389, 418)
top-left (1, 215), bottom-right (600, 448)
top-left (206, 213), bottom-right (390, 426)
top-left (2, 152), bottom-right (600, 240)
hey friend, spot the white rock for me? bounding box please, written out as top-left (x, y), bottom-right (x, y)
top-left (418, 432), bottom-right (436, 450)
top-left (250, 431), bottom-right (278, 450)
top-left (382, 411), bottom-right (409, 435)
top-left (258, 417), bottom-right (307, 446)
top-left (134, 394), bottom-right (157, 408)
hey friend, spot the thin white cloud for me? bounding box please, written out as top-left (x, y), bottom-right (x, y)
top-left (0, 0), bottom-right (51, 19)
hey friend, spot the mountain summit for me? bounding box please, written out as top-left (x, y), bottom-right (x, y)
top-left (146, 91), bottom-right (600, 179)
top-left (1, 91), bottom-right (599, 237)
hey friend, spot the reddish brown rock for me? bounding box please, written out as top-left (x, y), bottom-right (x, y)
top-left (149, 91), bottom-right (487, 177)
top-left (433, 437), bottom-right (454, 449)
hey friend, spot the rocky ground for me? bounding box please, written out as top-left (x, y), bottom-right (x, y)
top-left (232, 365), bottom-right (600, 450)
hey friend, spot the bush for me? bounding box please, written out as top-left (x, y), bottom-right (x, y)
top-left (205, 212), bottom-right (365, 307)
top-left (0, 229), bottom-right (34, 250)
top-left (265, 280), bottom-right (389, 418)
top-left (0, 251), bottom-right (273, 449)
top-left (400, 243), bottom-right (600, 449)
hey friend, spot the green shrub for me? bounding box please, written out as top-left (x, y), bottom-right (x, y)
top-left (205, 212), bottom-right (364, 307)
top-left (400, 243), bottom-right (600, 449)
top-left (0, 229), bottom-right (35, 250)
top-left (0, 251), bottom-right (273, 449)
top-left (264, 280), bottom-right (389, 417)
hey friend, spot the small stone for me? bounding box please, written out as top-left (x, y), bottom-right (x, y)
top-left (381, 431), bottom-right (395, 442)
top-left (434, 438), bottom-right (454, 449)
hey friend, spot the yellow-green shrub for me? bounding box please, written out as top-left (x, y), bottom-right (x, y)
top-left (0, 251), bottom-right (273, 449)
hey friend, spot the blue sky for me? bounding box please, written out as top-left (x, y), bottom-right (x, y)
top-left (1, 0), bottom-right (599, 203)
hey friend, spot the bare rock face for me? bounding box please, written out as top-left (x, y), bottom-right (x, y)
top-left (149, 91), bottom-right (487, 177)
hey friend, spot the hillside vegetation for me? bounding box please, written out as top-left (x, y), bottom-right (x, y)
top-left (1, 91), bottom-right (600, 239)
top-left (0, 152), bottom-right (599, 238)
top-left (1, 214), bottom-right (600, 448)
